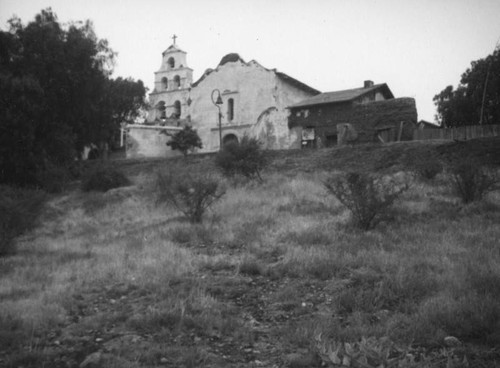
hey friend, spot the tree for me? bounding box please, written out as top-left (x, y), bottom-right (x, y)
top-left (164, 126), bottom-right (203, 157)
top-left (0, 8), bottom-right (146, 187)
top-left (434, 47), bottom-right (500, 127)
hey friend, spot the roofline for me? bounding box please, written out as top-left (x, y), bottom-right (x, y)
top-left (276, 72), bottom-right (321, 95)
top-left (191, 53), bottom-right (320, 95)
top-left (287, 83), bottom-right (394, 109)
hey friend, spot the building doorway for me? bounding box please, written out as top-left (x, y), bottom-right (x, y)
top-left (223, 134), bottom-right (238, 146)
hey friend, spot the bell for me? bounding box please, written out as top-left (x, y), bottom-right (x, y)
top-left (215, 95), bottom-right (223, 105)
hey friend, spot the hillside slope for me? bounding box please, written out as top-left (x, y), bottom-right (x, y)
top-left (2, 137), bottom-right (500, 368)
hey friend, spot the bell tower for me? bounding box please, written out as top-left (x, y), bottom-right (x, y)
top-left (149, 35), bottom-right (193, 122)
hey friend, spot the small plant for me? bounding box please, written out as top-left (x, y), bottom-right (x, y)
top-left (81, 165), bottom-right (131, 192)
top-left (164, 125), bottom-right (203, 157)
top-left (314, 335), bottom-right (442, 367)
top-left (450, 159), bottom-right (498, 204)
top-left (408, 154), bottom-right (443, 181)
top-left (157, 169), bottom-right (225, 223)
top-left (238, 256), bottom-right (265, 276)
top-left (215, 135), bottom-right (267, 182)
top-left (324, 172), bottom-right (408, 230)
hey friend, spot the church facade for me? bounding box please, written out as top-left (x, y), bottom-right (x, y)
top-left (126, 39), bottom-right (320, 158)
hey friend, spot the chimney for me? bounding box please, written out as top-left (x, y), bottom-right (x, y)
top-left (364, 80), bottom-right (374, 88)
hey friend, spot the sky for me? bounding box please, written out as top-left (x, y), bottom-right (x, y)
top-left (1, 0), bottom-right (500, 122)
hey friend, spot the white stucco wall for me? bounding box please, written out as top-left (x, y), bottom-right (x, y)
top-left (126, 125), bottom-right (183, 158)
top-left (188, 60), bottom-right (316, 151)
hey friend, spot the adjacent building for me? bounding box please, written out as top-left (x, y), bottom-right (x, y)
top-left (288, 81), bottom-right (418, 147)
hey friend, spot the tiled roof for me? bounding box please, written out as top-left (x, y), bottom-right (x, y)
top-left (289, 84), bottom-right (393, 108)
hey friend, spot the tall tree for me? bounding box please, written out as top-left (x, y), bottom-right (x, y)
top-left (434, 47), bottom-right (500, 127)
top-left (0, 8), bottom-right (146, 187)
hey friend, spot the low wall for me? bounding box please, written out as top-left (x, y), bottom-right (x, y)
top-left (125, 124), bottom-right (183, 159)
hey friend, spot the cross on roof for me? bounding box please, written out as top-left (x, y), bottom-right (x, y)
top-left (172, 34), bottom-right (177, 45)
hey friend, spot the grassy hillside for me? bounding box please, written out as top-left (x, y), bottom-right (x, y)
top-left (1, 138), bottom-right (500, 367)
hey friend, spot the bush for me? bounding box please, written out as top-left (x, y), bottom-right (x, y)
top-left (215, 136), bottom-right (267, 182)
top-left (450, 159), bottom-right (498, 204)
top-left (81, 166), bottom-right (131, 192)
top-left (157, 169), bottom-right (225, 223)
top-left (164, 125), bottom-right (203, 157)
top-left (407, 153), bottom-right (443, 181)
top-left (324, 172), bottom-right (408, 230)
top-left (0, 186), bottom-right (45, 256)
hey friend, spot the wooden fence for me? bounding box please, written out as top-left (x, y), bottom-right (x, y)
top-left (413, 124), bottom-right (500, 141)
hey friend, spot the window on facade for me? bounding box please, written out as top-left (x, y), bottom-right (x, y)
top-left (161, 77), bottom-right (168, 90)
top-left (168, 57), bottom-right (175, 69)
top-left (173, 100), bottom-right (181, 118)
top-left (157, 101), bottom-right (166, 120)
top-left (174, 75), bottom-right (181, 89)
top-left (227, 98), bottom-right (234, 121)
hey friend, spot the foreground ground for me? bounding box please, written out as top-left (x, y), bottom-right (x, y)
top-left (1, 138), bottom-right (500, 367)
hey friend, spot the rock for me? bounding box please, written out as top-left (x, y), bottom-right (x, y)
top-left (284, 352), bottom-right (321, 368)
top-left (444, 336), bottom-right (462, 347)
top-left (160, 357), bottom-right (168, 364)
top-left (80, 352), bottom-right (102, 368)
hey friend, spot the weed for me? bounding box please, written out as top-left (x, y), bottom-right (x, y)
top-left (81, 165), bottom-right (131, 192)
top-left (279, 225), bottom-right (333, 246)
top-left (157, 169), bottom-right (225, 223)
top-left (324, 172), bottom-right (408, 230)
top-left (406, 152), bottom-right (443, 181)
top-left (238, 256), bottom-right (265, 276)
top-left (450, 158), bottom-right (498, 203)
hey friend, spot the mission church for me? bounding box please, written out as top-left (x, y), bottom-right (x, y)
top-left (125, 36), bottom-right (417, 158)
top-left (126, 36), bottom-right (321, 157)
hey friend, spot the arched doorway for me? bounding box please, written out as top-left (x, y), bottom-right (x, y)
top-left (223, 134), bottom-right (238, 146)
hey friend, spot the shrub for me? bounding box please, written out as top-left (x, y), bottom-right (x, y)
top-left (324, 172), bottom-right (408, 230)
top-left (157, 169), bottom-right (225, 223)
top-left (450, 159), bottom-right (498, 204)
top-left (81, 166), bottom-right (131, 192)
top-left (238, 256), bottom-right (265, 276)
top-left (215, 135), bottom-right (267, 182)
top-left (164, 125), bottom-right (203, 157)
top-left (0, 186), bottom-right (45, 256)
top-left (408, 153), bottom-right (443, 181)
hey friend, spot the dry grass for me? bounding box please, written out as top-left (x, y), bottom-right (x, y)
top-left (2, 148), bottom-right (500, 367)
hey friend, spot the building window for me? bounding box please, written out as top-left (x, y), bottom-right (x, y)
top-left (168, 57), bottom-right (175, 69)
top-left (174, 75), bottom-right (181, 89)
top-left (227, 98), bottom-right (234, 122)
top-left (161, 77), bottom-right (168, 90)
top-left (157, 101), bottom-right (166, 120)
top-left (173, 100), bottom-right (181, 118)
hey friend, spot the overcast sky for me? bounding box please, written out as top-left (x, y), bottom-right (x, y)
top-left (2, 0), bottom-right (500, 122)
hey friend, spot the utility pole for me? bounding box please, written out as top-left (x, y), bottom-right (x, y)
top-left (479, 38), bottom-right (500, 125)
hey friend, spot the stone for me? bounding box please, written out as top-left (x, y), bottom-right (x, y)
top-left (444, 336), bottom-right (462, 347)
top-left (80, 352), bottom-right (102, 368)
top-left (284, 352), bottom-right (321, 368)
